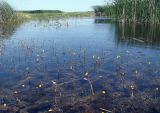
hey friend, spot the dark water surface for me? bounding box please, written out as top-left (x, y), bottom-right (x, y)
top-left (0, 18), bottom-right (160, 113)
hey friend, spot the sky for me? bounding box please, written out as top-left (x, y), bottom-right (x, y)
top-left (5, 0), bottom-right (109, 12)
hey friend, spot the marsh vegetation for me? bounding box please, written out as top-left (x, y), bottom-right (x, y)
top-left (0, 1), bottom-right (25, 25)
top-left (0, 18), bottom-right (159, 113)
top-left (93, 0), bottom-right (160, 24)
top-left (25, 12), bottom-right (93, 20)
top-left (0, 1), bottom-right (160, 113)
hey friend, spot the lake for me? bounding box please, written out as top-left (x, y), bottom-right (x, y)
top-left (0, 17), bottom-right (159, 113)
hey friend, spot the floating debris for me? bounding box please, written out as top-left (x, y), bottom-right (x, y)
top-left (133, 38), bottom-right (144, 43)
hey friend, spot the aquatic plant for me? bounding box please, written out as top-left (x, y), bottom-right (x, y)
top-left (155, 87), bottom-right (159, 99)
top-left (0, 19), bottom-right (160, 113)
top-left (93, 0), bottom-right (160, 24)
top-left (0, 0), bottom-right (24, 25)
top-left (84, 72), bottom-right (94, 95)
top-left (130, 85), bottom-right (135, 97)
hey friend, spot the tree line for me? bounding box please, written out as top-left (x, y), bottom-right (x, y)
top-left (18, 10), bottom-right (63, 14)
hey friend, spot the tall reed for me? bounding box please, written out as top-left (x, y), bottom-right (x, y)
top-left (0, 0), bottom-right (23, 25)
top-left (93, 0), bottom-right (160, 24)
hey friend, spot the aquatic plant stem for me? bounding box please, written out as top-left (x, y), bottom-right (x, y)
top-left (88, 77), bottom-right (94, 95)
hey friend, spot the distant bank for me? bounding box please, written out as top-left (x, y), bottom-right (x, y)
top-left (17, 10), bottom-right (63, 14)
top-left (17, 10), bottom-right (94, 19)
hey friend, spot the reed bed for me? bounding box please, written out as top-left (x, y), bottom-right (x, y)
top-left (93, 0), bottom-right (160, 24)
top-left (0, 1), bottom-right (25, 25)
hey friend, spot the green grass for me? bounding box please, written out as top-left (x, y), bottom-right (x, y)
top-left (19, 10), bottom-right (63, 14)
top-left (0, 1), bottom-right (93, 24)
top-left (22, 12), bottom-right (94, 20)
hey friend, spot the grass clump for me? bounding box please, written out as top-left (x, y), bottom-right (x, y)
top-left (0, 0), bottom-right (25, 25)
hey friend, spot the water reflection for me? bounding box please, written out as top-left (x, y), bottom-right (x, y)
top-left (94, 17), bottom-right (113, 23)
top-left (95, 18), bottom-right (160, 47)
top-left (0, 23), bottom-right (20, 39)
top-left (116, 23), bottom-right (160, 47)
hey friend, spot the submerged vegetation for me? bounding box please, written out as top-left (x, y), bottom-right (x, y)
top-left (93, 0), bottom-right (160, 24)
top-left (0, 0), bottom-right (160, 113)
top-left (0, 19), bottom-right (159, 113)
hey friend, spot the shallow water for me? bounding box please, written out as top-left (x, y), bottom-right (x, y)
top-left (0, 18), bottom-right (160, 113)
